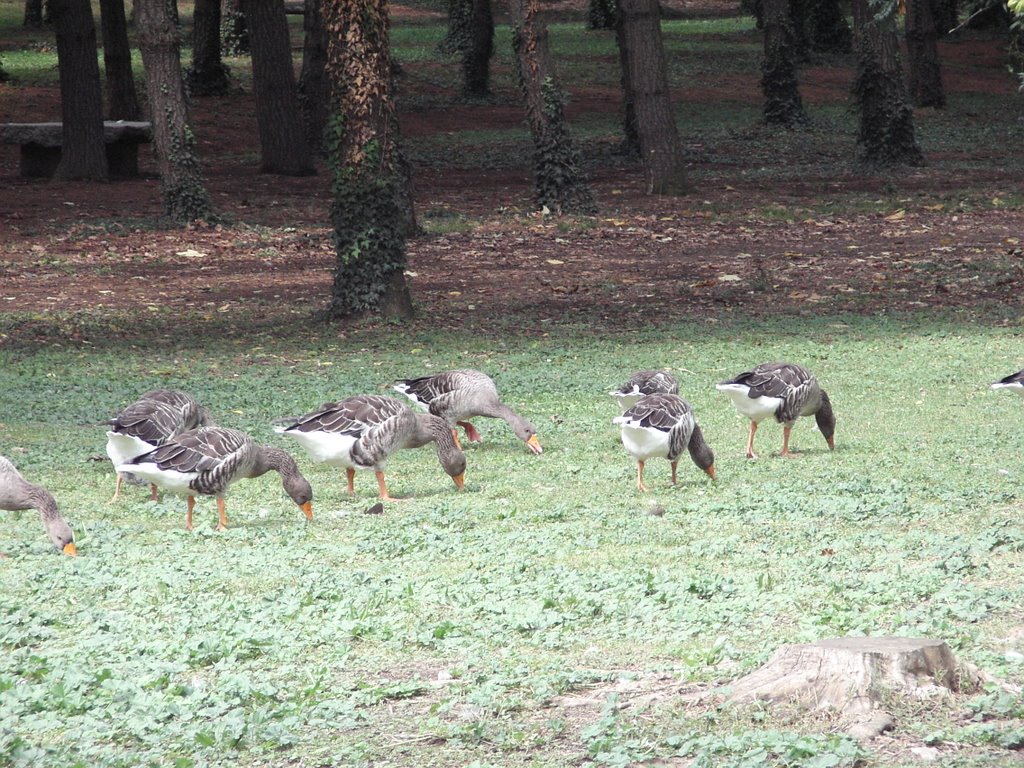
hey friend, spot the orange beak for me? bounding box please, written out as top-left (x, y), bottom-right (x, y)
top-left (300, 501), bottom-right (313, 521)
top-left (63, 542), bottom-right (77, 556)
top-left (826, 436), bottom-right (835, 451)
top-left (705, 465), bottom-right (716, 481)
top-left (452, 473), bottom-right (466, 490)
top-left (526, 434), bottom-right (543, 455)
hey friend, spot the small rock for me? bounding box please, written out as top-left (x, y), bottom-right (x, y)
top-left (1005, 650), bottom-right (1024, 663)
top-left (910, 746), bottom-right (941, 761)
top-left (846, 712), bottom-right (895, 740)
top-left (646, 504), bottom-right (666, 517)
top-left (364, 502), bottom-right (384, 515)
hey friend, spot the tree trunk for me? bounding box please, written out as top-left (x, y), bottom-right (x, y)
top-left (508, 0), bottom-right (595, 213)
top-left (24, 0), bottom-right (44, 27)
top-left (850, 0), bottom-right (923, 166)
top-left (761, 0), bottom-right (805, 127)
top-left (614, 7), bottom-right (640, 157)
top-left (587, 0), bottom-right (617, 30)
top-left (933, 0), bottom-right (957, 35)
top-left (322, 0), bottom-right (414, 319)
top-left (136, 0), bottom-right (216, 221)
top-left (806, 0), bottom-right (851, 53)
top-left (463, 0), bottom-right (493, 97)
top-left (906, 0), bottom-right (945, 107)
top-left (189, 0), bottom-right (231, 95)
top-left (99, 0), bottom-right (142, 120)
top-left (616, 0), bottom-right (688, 194)
top-left (298, 0), bottom-right (328, 151)
top-left (51, 0), bottom-right (108, 180)
top-left (439, 0), bottom-right (471, 55)
top-left (241, 0), bottom-right (315, 175)
top-left (221, 0), bottom-right (249, 54)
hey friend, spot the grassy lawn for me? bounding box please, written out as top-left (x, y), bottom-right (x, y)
top-left (3, 316), bottom-right (1024, 766)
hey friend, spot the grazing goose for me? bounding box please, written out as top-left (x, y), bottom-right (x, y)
top-left (613, 394), bottom-right (715, 492)
top-left (276, 395), bottom-right (466, 501)
top-left (118, 427), bottom-right (313, 531)
top-left (990, 369), bottom-right (1024, 395)
top-left (610, 370), bottom-right (680, 410)
top-left (716, 362), bottom-right (835, 459)
top-left (0, 456), bottom-right (76, 555)
top-left (394, 369), bottom-right (543, 454)
top-left (106, 389), bottom-right (213, 502)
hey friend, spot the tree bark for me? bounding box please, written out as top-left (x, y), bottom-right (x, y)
top-left (99, 0), bottom-right (142, 120)
top-left (51, 0), bottom-right (108, 180)
top-left (933, 0), bottom-right (957, 35)
top-left (189, 0), bottom-right (231, 96)
top-left (508, 0), bottom-right (595, 213)
top-left (587, 0), bottom-right (617, 30)
top-left (24, 0), bottom-right (44, 27)
top-left (850, 0), bottom-right (923, 166)
top-left (761, 0), bottom-right (806, 127)
top-left (322, 0), bottom-right (414, 319)
top-left (806, 0), bottom-right (852, 53)
top-left (906, 0), bottom-right (945, 107)
top-left (464, 0), bottom-right (493, 97)
top-left (221, 0), bottom-right (250, 54)
top-left (241, 0), bottom-right (315, 175)
top-left (616, 0), bottom-right (688, 194)
top-left (136, 0), bottom-right (216, 221)
top-left (298, 0), bottom-right (328, 151)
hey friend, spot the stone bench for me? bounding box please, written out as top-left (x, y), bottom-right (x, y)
top-left (0, 121), bottom-right (152, 179)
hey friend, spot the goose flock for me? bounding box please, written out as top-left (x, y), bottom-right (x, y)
top-left (2, 363), bottom-right (1022, 555)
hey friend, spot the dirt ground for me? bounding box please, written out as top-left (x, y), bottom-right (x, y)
top-left (1, 7), bottom-right (1023, 343)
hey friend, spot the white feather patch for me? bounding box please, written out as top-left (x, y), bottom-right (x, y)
top-left (283, 429), bottom-right (359, 468)
top-left (715, 384), bottom-right (782, 422)
top-left (119, 462), bottom-right (197, 495)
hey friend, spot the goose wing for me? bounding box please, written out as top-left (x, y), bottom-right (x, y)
top-left (136, 427), bottom-right (249, 474)
top-left (615, 394), bottom-right (695, 460)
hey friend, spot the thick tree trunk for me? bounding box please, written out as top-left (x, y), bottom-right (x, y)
top-left (221, 0), bottom-right (250, 54)
top-left (616, 0), bottom-right (688, 194)
top-left (24, 0), bottom-right (44, 27)
top-left (136, 0), bottom-right (216, 221)
top-left (614, 8), bottom-right (640, 157)
top-left (508, 0), bottom-right (595, 213)
top-left (439, 0), bottom-right (471, 55)
top-left (806, 0), bottom-right (852, 53)
top-left (51, 0), bottom-right (108, 180)
top-left (298, 0), bottom-right (328, 151)
top-left (322, 0), bottom-right (414, 319)
top-left (906, 0), bottom-right (945, 107)
top-left (587, 0), bottom-right (617, 30)
top-left (464, 0), bottom-right (493, 97)
top-left (241, 0), bottom-right (315, 175)
top-left (850, 0), bottom-right (923, 166)
top-left (189, 0), bottom-right (231, 95)
top-left (761, 0), bottom-right (806, 127)
top-left (99, 0), bottom-right (142, 120)
top-left (933, 0), bottom-right (957, 35)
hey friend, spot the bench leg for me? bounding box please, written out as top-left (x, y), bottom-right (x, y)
top-left (20, 145), bottom-right (61, 178)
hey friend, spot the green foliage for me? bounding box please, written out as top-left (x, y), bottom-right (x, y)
top-left (586, 0), bottom-right (618, 31)
top-left (532, 77), bottom-right (597, 214)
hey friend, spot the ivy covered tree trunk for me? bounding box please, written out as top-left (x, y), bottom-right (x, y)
top-left (322, 0), bottom-right (414, 319)
top-left (99, 0), bottom-right (141, 120)
top-left (508, 0), bottom-right (595, 213)
top-left (24, 0), bottom-right (44, 27)
top-left (761, 0), bottom-right (806, 126)
top-left (188, 0), bottom-right (231, 95)
top-left (805, 0), bottom-right (852, 53)
top-left (464, 0), bottom-right (494, 96)
top-left (906, 0), bottom-right (945, 107)
top-left (241, 0), bottom-right (315, 175)
top-left (850, 0), bottom-right (924, 166)
top-left (439, 0), bottom-right (471, 55)
top-left (51, 0), bottom-right (108, 180)
top-left (616, 0), bottom-right (688, 194)
top-left (588, 0), bottom-right (617, 30)
top-left (299, 0), bottom-right (328, 151)
top-left (221, 0), bottom-right (249, 54)
top-left (137, 0), bottom-right (216, 221)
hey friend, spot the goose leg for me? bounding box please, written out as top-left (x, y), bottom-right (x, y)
top-left (186, 496), bottom-right (195, 530)
top-left (781, 426), bottom-right (794, 457)
top-left (376, 470), bottom-right (399, 502)
top-left (216, 498), bottom-right (229, 531)
top-left (636, 460), bottom-right (648, 492)
top-left (149, 483), bottom-right (159, 502)
top-left (345, 467), bottom-right (356, 495)
top-left (458, 421), bottom-right (483, 443)
top-left (670, 460), bottom-right (679, 485)
top-left (746, 422), bottom-right (759, 459)
top-left (110, 473), bottom-right (123, 503)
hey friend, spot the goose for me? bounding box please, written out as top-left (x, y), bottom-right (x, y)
top-left (610, 370), bottom-right (680, 410)
top-left (394, 369), bottom-right (543, 454)
top-left (0, 456), bottom-right (76, 555)
top-left (613, 394), bottom-right (715, 492)
top-left (716, 362), bottom-right (835, 459)
top-left (990, 369), bottom-right (1024, 395)
top-left (117, 427), bottom-right (313, 531)
top-left (106, 389), bottom-right (213, 502)
top-left (276, 395), bottom-right (466, 501)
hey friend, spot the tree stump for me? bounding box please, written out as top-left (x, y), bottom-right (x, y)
top-left (722, 637), bottom-right (986, 724)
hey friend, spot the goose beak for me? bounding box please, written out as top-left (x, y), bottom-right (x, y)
top-left (452, 473), bottom-right (466, 490)
top-left (63, 542), bottom-right (77, 557)
top-left (826, 436), bottom-right (835, 451)
top-left (526, 435), bottom-right (543, 455)
top-left (300, 501), bottom-right (313, 520)
top-left (705, 465), bottom-right (716, 481)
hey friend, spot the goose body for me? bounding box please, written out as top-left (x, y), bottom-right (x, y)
top-left (0, 456), bottom-right (76, 555)
top-left (990, 369), bottom-right (1024, 395)
top-left (610, 370), bottom-right (680, 410)
top-left (277, 395), bottom-right (466, 501)
top-left (716, 362), bottom-right (835, 458)
top-left (394, 369), bottom-right (542, 454)
top-left (613, 394), bottom-right (715, 492)
top-left (106, 389), bottom-right (213, 501)
top-left (118, 426), bottom-right (312, 530)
